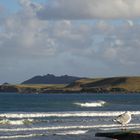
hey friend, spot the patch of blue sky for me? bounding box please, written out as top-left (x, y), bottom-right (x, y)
top-left (108, 19), bottom-right (140, 25)
top-left (0, 0), bottom-right (20, 13)
top-left (70, 19), bottom-right (127, 27)
top-left (31, 0), bottom-right (48, 4)
top-left (0, 0), bottom-right (48, 14)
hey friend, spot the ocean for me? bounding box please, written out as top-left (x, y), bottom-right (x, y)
top-left (0, 92), bottom-right (140, 140)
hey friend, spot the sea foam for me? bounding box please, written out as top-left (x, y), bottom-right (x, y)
top-left (74, 100), bottom-right (106, 107)
top-left (1, 111), bottom-right (140, 118)
top-left (56, 130), bottom-right (88, 135)
top-left (0, 133), bottom-right (46, 139)
top-left (0, 123), bottom-right (139, 132)
top-left (0, 119), bottom-right (34, 125)
top-left (0, 131), bottom-right (87, 139)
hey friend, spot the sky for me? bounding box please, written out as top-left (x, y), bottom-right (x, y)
top-left (0, 0), bottom-right (140, 83)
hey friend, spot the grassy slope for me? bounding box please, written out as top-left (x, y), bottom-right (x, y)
top-left (113, 77), bottom-right (140, 91)
top-left (1, 77), bottom-right (140, 93)
top-left (68, 76), bottom-right (140, 92)
top-left (15, 84), bottom-right (67, 90)
top-left (17, 77), bottom-right (140, 92)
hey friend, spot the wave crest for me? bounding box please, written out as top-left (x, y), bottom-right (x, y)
top-left (56, 130), bottom-right (88, 135)
top-left (0, 119), bottom-right (34, 125)
top-left (0, 133), bottom-right (46, 139)
top-left (1, 111), bottom-right (140, 118)
top-left (0, 124), bottom-right (140, 132)
top-left (74, 100), bottom-right (106, 107)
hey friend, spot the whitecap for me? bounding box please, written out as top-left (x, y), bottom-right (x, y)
top-left (0, 119), bottom-right (34, 125)
top-left (1, 111), bottom-right (140, 118)
top-left (0, 123), bottom-right (140, 132)
top-left (56, 130), bottom-right (88, 135)
top-left (74, 100), bottom-right (106, 107)
top-left (0, 133), bottom-right (46, 139)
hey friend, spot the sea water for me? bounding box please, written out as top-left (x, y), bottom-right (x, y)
top-left (0, 93), bottom-right (140, 140)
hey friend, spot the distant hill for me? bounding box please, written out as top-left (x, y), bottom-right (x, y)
top-left (1, 76), bottom-right (140, 93)
top-left (67, 76), bottom-right (140, 93)
top-left (21, 74), bottom-right (83, 84)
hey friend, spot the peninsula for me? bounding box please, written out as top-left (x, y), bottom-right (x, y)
top-left (1, 75), bottom-right (140, 94)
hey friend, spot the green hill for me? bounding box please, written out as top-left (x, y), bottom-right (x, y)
top-left (66, 76), bottom-right (140, 93)
top-left (1, 76), bottom-right (140, 93)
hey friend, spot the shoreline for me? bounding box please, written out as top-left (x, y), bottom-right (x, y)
top-left (0, 84), bottom-right (140, 94)
top-left (1, 76), bottom-right (140, 94)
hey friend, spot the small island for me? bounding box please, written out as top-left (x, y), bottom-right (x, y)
top-left (1, 75), bottom-right (140, 94)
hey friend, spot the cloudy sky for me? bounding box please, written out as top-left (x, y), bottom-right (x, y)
top-left (0, 0), bottom-right (140, 83)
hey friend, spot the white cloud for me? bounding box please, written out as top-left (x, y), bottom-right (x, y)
top-left (127, 20), bottom-right (134, 26)
top-left (1, 0), bottom-right (140, 83)
top-left (37, 0), bottom-right (140, 19)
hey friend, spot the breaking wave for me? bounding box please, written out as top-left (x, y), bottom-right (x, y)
top-left (0, 130), bottom-right (88, 139)
top-left (0, 119), bottom-right (34, 125)
top-left (74, 100), bottom-right (106, 107)
top-left (56, 130), bottom-right (88, 135)
top-left (0, 133), bottom-right (46, 139)
top-left (0, 124), bottom-right (139, 132)
top-left (0, 111), bottom-right (140, 118)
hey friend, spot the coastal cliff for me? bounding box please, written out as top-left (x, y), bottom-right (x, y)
top-left (1, 76), bottom-right (140, 93)
top-left (67, 77), bottom-right (140, 93)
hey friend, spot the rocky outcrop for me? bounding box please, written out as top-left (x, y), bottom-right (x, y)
top-left (95, 131), bottom-right (140, 140)
top-left (18, 87), bottom-right (38, 94)
top-left (0, 85), bottom-right (18, 92)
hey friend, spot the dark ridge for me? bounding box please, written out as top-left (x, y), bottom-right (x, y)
top-left (82, 77), bottom-right (127, 88)
top-left (21, 74), bottom-right (83, 84)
